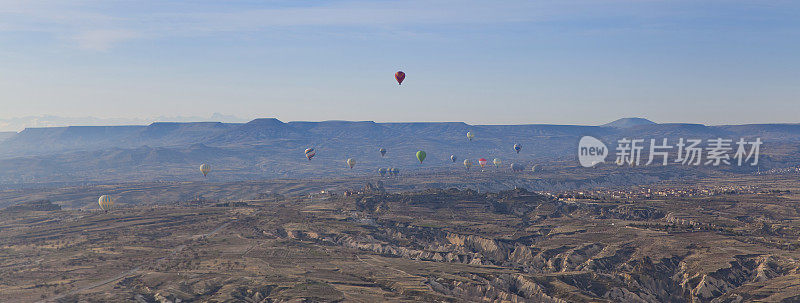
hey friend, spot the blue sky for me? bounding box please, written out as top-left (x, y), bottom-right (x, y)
top-left (0, 0), bottom-right (798, 128)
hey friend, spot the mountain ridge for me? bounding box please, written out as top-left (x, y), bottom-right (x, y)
top-left (0, 118), bottom-right (798, 184)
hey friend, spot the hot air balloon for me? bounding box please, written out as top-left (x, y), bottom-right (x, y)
top-left (514, 144), bottom-right (522, 154)
top-left (379, 148), bottom-right (387, 157)
top-left (478, 158), bottom-right (488, 168)
top-left (466, 131), bottom-right (475, 141)
top-left (416, 151), bottom-right (426, 163)
top-left (347, 158), bottom-right (356, 169)
top-left (199, 163), bottom-right (211, 177)
top-left (98, 195), bottom-right (114, 211)
top-left (511, 163), bottom-right (524, 172)
top-left (391, 167), bottom-right (399, 176)
top-left (531, 165), bottom-right (538, 172)
top-left (463, 159), bottom-right (472, 170)
top-left (450, 155), bottom-right (457, 162)
top-left (395, 71), bottom-right (405, 85)
top-left (305, 148), bottom-right (316, 161)
top-left (378, 168), bottom-right (387, 177)
top-left (493, 158), bottom-right (502, 168)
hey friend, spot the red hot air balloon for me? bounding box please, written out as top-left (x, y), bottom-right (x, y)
top-left (478, 158), bottom-right (488, 168)
top-left (395, 71), bottom-right (405, 85)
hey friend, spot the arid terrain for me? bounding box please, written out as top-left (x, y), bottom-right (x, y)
top-left (3, 0), bottom-right (799, 299)
top-left (2, 173), bottom-right (800, 302)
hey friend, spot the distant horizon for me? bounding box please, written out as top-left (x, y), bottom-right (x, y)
top-left (1, 115), bottom-right (798, 133)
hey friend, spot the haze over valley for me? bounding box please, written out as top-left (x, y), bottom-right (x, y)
top-left (1, 117), bottom-right (798, 187)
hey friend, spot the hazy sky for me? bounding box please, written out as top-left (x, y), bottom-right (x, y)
top-left (1, 0), bottom-right (798, 126)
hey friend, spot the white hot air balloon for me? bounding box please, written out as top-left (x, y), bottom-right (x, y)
top-left (200, 163), bottom-right (211, 177)
top-left (99, 195), bottom-right (114, 211)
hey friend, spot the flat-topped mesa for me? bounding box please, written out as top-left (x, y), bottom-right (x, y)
top-left (602, 117), bottom-right (657, 128)
top-left (244, 118), bottom-right (286, 126)
top-left (205, 118), bottom-right (308, 144)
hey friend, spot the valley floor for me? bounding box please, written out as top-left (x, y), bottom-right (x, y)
top-left (2, 177), bottom-right (800, 302)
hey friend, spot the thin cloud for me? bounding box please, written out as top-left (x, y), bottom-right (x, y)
top-left (0, 0), bottom-right (797, 50)
top-left (0, 1), bottom-right (574, 39)
top-left (70, 29), bottom-right (139, 51)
